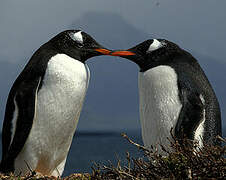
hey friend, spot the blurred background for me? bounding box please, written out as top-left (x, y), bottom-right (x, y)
top-left (0, 0), bottom-right (225, 176)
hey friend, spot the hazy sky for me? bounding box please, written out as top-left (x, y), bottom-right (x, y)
top-left (0, 0), bottom-right (226, 62)
top-left (0, 0), bottom-right (225, 131)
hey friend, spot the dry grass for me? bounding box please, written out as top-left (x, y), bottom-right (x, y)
top-left (0, 134), bottom-right (225, 180)
top-left (0, 173), bottom-right (91, 180)
top-left (91, 134), bottom-right (226, 180)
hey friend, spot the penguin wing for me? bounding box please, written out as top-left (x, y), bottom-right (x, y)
top-left (175, 80), bottom-right (205, 140)
top-left (1, 76), bottom-right (42, 162)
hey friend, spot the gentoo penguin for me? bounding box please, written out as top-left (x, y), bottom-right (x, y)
top-left (0, 30), bottom-right (110, 176)
top-left (110, 39), bottom-right (222, 150)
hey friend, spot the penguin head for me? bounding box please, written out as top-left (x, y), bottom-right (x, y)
top-left (110, 39), bottom-right (182, 71)
top-left (49, 30), bottom-right (111, 62)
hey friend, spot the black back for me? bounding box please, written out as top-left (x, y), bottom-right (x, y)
top-left (171, 50), bottom-right (221, 145)
top-left (0, 41), bottom-right (57, 173)
top-left (0, 30), bottom-right (106, 173)
top-left (122, 39), bottom-right (222, 145)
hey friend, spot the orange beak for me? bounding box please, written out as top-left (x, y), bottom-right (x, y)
top-left (110, 51), bottom-right (136, 56)
top-left (94, 48), bottom-right (112, 55)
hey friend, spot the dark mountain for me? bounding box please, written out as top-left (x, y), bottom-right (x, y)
top-left (70, 12), bottom-right (226, 132)
top-left (0, 12), bottom-right (225, 133)
top-left (70, 12), bottom-right (152, 131)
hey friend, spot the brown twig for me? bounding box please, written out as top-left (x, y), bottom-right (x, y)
top-left (121, 133), bottom-right (149, 153)
top-left (216, 135), bottom-right (226, 143)
top-left (24, 160), bottom-right (36, 180)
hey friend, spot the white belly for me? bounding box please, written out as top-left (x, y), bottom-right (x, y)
top-left (138, 65), bottom-right (182, 151)
top-left (14, 54), bottom-right (90, 176)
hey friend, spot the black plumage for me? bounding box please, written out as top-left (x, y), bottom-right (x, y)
top-left (111, 39), bottom-right (222, 146)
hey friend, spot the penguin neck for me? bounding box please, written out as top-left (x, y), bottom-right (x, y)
top-left (133, 45), bottom-right (186, 72)
top-left (138, 52), bottom-right (181, 72)
top-left (46, 41), bottom-right (85, 64)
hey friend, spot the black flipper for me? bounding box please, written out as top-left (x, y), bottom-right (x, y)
top-left (0, 77), bottom-right (41, 174)
top-left (175, 81), bottom-right (205, 140)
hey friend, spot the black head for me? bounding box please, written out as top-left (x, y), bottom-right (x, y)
top-left (110, 39), bottom-right (188, 72)
top-left (48, 30), bottom-right (111, 62)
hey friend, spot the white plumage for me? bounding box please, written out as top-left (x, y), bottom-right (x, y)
top-left (147, 39), bottom-right (165, 52)
top-left (13, 54), bottom-right (89, 176)
top-left (70, 31), bottom-right (83, 44)
top-left (9, 96), bottom-right (19, 146)
top-left (138, 65), bottom-right (182, 152)
top-left (194, 94), bottom-right (205, 148)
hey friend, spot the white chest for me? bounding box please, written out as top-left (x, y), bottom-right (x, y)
top-left (36, 54), bottom-right (89, 133)
top-left (138, 65), bottom-right (182, 148)
top-left (15, 54), bottom-right (90, 175)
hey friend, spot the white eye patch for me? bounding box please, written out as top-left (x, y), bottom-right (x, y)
top-left (147, 39), bottom-right (165, 53)
top-left (69, 31), bottom-right (83, 44)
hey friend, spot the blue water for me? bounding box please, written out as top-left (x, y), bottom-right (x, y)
top-left (0, 130), bottom-right (143, 177)
top-left (63, 130), bottom-right (143, 176)
top-left (0, 129), bottom-right (225, 177)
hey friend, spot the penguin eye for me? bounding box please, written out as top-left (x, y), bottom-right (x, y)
top-left (76, 42), bottom-right (84, 48)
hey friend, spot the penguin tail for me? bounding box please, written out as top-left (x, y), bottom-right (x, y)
top-left (0, 159), bottom-right (14, 175)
